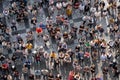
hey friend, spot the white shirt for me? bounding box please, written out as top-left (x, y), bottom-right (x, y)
top-left (49, 0), bottom-right (54, 5)
top-left (94, 11), bottom-right (101, 17)
top-left (90, 7), bottom-right (96, 13)
top-left (100, 54), bottom-right (107, 61)
top-left (56, 2), bottom-right (62, 9)
top-left (62, 2), bottom-right (68, 7)
top-left (79, 4), bottom-right (85, 10)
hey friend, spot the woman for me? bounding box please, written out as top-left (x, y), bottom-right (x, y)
top-left (64, 53), bottom-right (71, 67)
top-left (35, 53), bottom-right (41, 64)
top-left (63, 32), bottom-right (69, 39)
top-left (29, 74), bottom-right (34, 80)
top-left (54, 58), bottom-right (60, 72)
top-left (90, 64), bottom-right (96, 77)
top-left (74, 72), bottom-right (81, 80)
top-left (56, 1), bottom-right (62, 10)
top-left (102, 67), bottom-right (108, 80)
top-left (50, 51), bottom-right (56, 60)
top-left (31, 17), bottom-right (37, 25)
top-left (36, 27), bottom-right (43, 38)
top-left (7, 74), bottom-right (12, 80)
top-left (72, 59), bottom-right (79, 71)
top-left (44, 52), bottom-right (49, 68)
top-left (66, 4), bottom-right (72, 17)
top-left (58, 52), bottom-right (64, 66)
top-left (43, 34), bottom-right (50, 47)
top-left (84, 4), bottom-right (90, 14)
top-left (83, 66), bottom-right (90, 79)
top-left (68, 70), bottom-right (74, 80)
top-left (48, 73), bottom-right (54, 80)
top-left (92, 51), bottom-right (98, 62)
top-left (73, 0), bottom-right (80, 9)
top-left (22, 65), bottom-right (28, 80)
top-left (55, 73), bottom-right (62, 80)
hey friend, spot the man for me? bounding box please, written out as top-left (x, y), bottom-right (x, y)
top-left (22, 65), bottom-right (28, 80)
top-left (11, 20), bottom-right (17, 31)
top-left (26, 42), bottom-right (33, 53)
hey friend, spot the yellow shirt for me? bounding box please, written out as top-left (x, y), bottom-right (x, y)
top-left (50, 52), bottom-right (56, 58)
top-left (66, 9), bottom-right (72, 16)
top-left (26, 43), bottom-right (32, 49)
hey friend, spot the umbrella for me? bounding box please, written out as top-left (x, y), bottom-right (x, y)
top-left (2, 63), bottom-right (8, 69)
top-left (68, 71), bottom-right (74, 80)
top-left (36, 27), bottom-right (43, 33)
top-left (84, 52), bottom-right (90, 58)
top-left (41, 69), bottom-right (49, 75)
top-left (85, 42), bottom-right (90, 47)
top-left (35, 70), bottom-right (41, 75)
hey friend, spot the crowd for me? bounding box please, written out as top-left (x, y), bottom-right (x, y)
top-left (0, 0), bottom-right (120, 80)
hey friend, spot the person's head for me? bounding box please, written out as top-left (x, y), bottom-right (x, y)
top-left (49, 72), bottom-right (53, 76)
top-left (29, 74), bottom-right (34, 79)
top-left (40, 46), bottom-right (43, 49)
top-left (52, 51), bottom-right (55, 53)
top-left (24, 64), bottom-right (27, 68)
top-left (74, 59), bottom-right (78, 63)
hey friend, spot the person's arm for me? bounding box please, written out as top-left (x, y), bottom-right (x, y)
top-left (64, 57), bottom-right (66, 62)
top-left (48, 76), bottom-right (54, 80)
top-left (69, 57), bottom-right (71, 63)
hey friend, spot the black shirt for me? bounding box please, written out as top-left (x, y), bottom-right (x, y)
top-left (48, 75), bottom-right (54, 80)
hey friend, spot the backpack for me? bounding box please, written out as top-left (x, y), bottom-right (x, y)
top-left (78, 52), bottom-right (84, 60)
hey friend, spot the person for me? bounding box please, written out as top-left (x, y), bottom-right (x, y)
top-left (90, 64), bottom-right (96, 77)
top-left (75, 45), bottom-right (80, 52)
top-left (22, 65), bottom-right (28, 80)
top-left (113, 66), bottom-right (119, 80)
top-left (55, 73), bottom-right (62, 80)
top-left (3, 8), bottom-right (9, 19)
top-left (11, 20), bottom-right (17, 31)
top-left (77, 50), bottom-right (84, 65)
top-left (68, 70), bottom-right (74, 80)
top-left (36, 27), bottom-right (43, 37)
top-left (29, 74), bottom-right (34, 80)
top-left (25, 42), bottom-right (33, 53)
top-left (7, 74), bottom-right (12, 80)
top-left (11, 65), bottom-right (16, 72)
top-left (72, 59), bottom-right (79, 71)
top-left (13, 70), bottom-right (20, 80)
top-left (102, 67), bottom-right (108, 80)
top-left (43, 34), bottom-right (50, 47)
top-left (66, 4), bottom-right (72, 17)
top-left (31, 17), bottom-right (37, 25)
top-left (48, 73), bottom-right (54, 80)
top-left (100, 52), bottom-right (107, 62)
top-left (24, 59), bottom-right (31, 70)
top-left (56, 1), bottom-right (62, 10)
top-left (54, 58), bottom-right (60, 71)
top-left (41, 69), bottom-right (49, 80)
top-left (35, 70), bottom-right (41, 79)
top-left (58, 52), bottom-right (64, 66)
top-left (35, 53), bottom-right (41, 64)
top-left (74, 72), bottom-right (81, 80)
top-left (73, 0), bottom-right (79, 9)
top-left (84, 4), bottom-right (90, 14)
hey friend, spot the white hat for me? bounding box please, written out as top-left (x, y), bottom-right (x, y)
top-left (113, 59), bottom-right (116, 62)
top-left (33, 50), bottom-right (37, 54)
top-left (40, 46), bottom-right (43, 48)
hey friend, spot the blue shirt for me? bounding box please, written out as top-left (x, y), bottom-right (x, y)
top-left (39, 24), bottom-right (46, 29)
